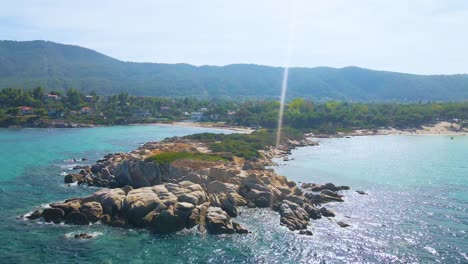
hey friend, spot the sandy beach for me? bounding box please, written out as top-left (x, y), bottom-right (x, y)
top-left (138, 121), bottom-right (255, 134)
top-left (334, 121), bottom-right (468, 137)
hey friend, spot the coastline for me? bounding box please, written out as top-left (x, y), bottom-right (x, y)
top-left (313, 121), bottom-right (468, 138)
top-left (3, 120), bottom-right (255, 134)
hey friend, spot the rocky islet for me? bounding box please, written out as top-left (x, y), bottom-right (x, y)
top-left (26, 133), bottom-right (358, 235)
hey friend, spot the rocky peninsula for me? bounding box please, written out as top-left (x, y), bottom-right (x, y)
top-left (25, 130), bottom-right (354, 235)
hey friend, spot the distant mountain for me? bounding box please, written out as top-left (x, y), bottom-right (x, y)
top-left (0, 40), bottom-right (467, 101)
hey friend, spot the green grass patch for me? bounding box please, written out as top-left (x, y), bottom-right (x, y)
top-left (182, 128), bottom-right (304, 160)
top-left (145, 151), bottom-right (228, 164)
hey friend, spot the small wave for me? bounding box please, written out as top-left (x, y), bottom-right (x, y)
top-left (424, 246), bottom-right (438, 255)
top-left (65, 231), bottom-right (102, 240)
top-left (59, 171), bottom-right (67, 176)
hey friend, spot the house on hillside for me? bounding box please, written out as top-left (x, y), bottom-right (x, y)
top-left (160, 106), bottom-right (171, 113)
top-left (84, 96), bottom-right (94, 103)
top-left (48, 109), bottom-right (64, 117)
top-left (20, 106), bottom-right (34, 115)
top-left (191, 112), bottom-right (204, 122)
top-left (46, 94), bottom-right (61, 101)
top-left (133, 109), bottom-right (151, 118)
top-left (81, 107), bottom-right (92, 115)
top-left (210, 114), bottom-right (220, 121)
top-left (227, 111), bottom-right (237, 119)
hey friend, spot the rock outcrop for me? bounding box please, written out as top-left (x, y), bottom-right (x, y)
top-left (26, 134), bottom-right (353, 236)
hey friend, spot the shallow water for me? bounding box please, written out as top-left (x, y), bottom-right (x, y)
top-left (0, 128), bottom-right (467, 263)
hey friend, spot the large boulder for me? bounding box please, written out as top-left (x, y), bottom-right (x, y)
top-left (146, 205), bottom-right (190, 234)
top-left (227, 192), bottom-right (248, 206)
top-left (218, 194), bottom-right (238, 217)
top-left (206, 181), bottom-right (237, 194)
top-left (244, 189), bottom-right (274, 208)
top-left (27, 210), bottom-right (43, 220)
top-left (50, 199), bottom-right (81, 215)
top-left (205, 207), bottom-right (235, 235)
top-left (64, 173), bottom-right (84, 184)
top-left (83, 188), bottom-right (126, 216)
top-left (320, 207), bottom-right (335, 217)
top-left (42, 208), bottom-right (65, 223)
top-left (65, 211), bottom-right (90, 225)
top-left (122, 188), bottom-right (160, 226)
top-left (320, 193), bottom-right (344, 202)
top-left (79, 202), bottom-right (103, 222)
top-left (279, 201), bottom-right (310, 231)
top-left (303, 204), bottom-right (322, 220)
top-left (112, 160), bottom-right (161, 188)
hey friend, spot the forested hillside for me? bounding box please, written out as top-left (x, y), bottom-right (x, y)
top-left (1, 40), bottom-right (467, 101)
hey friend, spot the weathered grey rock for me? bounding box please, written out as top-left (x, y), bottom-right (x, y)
top-left (147, 205), bottom-right (188, 234)
top-left (356, 190), bottom-right (367, 195)
top-left (208, 168), bottom-right (236, 183)
top-left (299, 230), bottom-right (313, 236)
top-left (247, 202), bottom-right (256, 208)
top-left (305, 182), bottom-right (350, 192)
top-left (321, 189), bottom-right (343, 198)
top-left (91, 163), bottom-right (106, 174)
top-left (122, 188), bottom-right (160, 226)
top-left (42, 208), bottom-right (65, 223)
top-left (205, 207), bottom-right (235, 234)
top-left (179, 193), bottom-right (199, 205)
top-left (180, 172), bottom-right (209, 185)
top-left (206, 181), bottom-right (237, 194)
top-left (79, 202), bottom-right (103, 222)
top-left (320, 207), bottom-right (335, 217)
top-left (65, 211), bottom-right (90, 225)
top-left (27, 210), bottom-right (43, 220)
top-left (245, 189), bottom-right (274, 208)
top-left (100, 168), bottom-right (115, 180)
top-left (108, 216), bottom-right (128, 228)
top-left (219, 194), bottom-right (237, 217)
top-left (242, 161), bottom-right (265, 171)
top-left (64, 173), bottom-right (84, 184)
top-left (74, 233), bottom-right (93, 239)
top-left (337, 221), bottom-right (350, 228)
top-left (227, 192), bottom-right (248, 206)
top-left (83, 188), bottom-right (126, 216)
top-left (303, 204), bottom-right (322, 219)
top-left (121, 185), bottom-right (133, 195)
top-left (50, 200), bottom-right (81, 215)
top-left (233, 221), bottom-right (249, 234)
top-left (320, 193), bottom-right (344, 202)
top-left (279, 201), bottom-right (310, 231)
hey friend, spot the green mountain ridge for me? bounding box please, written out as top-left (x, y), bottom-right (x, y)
top-left (1, 40), bottom-right (467, 101)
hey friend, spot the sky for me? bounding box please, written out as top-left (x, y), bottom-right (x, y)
top-left (1, 0), bottom-right (467, 74)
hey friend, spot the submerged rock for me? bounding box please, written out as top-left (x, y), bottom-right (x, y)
top-left (356, 190), bottom-right (367, 195)
top-left (74, 233), bottom-right (94, 239)
top-left (337, 221), bottom-right (350, 228)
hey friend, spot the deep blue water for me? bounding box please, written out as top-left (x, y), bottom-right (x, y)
top-left (0, 127), bottom-right (466, 263)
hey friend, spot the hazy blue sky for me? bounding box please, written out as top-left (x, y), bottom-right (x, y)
top-left (1, 0), bottom-right (467, 74)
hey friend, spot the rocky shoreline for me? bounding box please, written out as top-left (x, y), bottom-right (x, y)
top-left (25, 133), bottom-right (355, 236)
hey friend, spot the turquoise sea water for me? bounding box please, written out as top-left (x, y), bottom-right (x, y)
top-left (0, 127), bottom-right (467, 263)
